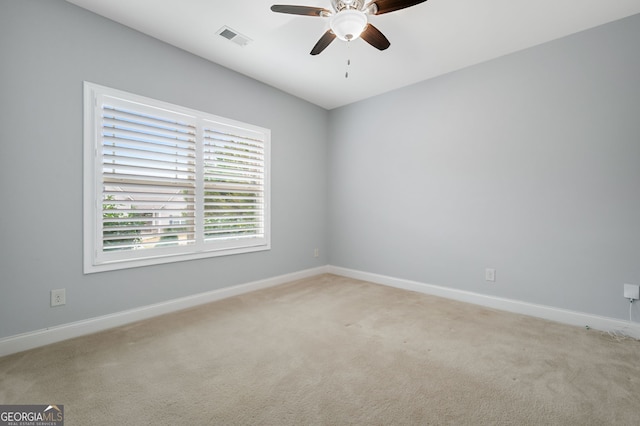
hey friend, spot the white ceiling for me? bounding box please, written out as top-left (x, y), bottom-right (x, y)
top-left (66, 0), bottom-right (640, 110)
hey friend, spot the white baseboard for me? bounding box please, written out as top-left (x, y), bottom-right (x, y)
top-left (3, 264), bottom-right (637, 357)
top-left (327, 266), bottom-right (640, 340)
top-left (0, 266), bottom-right (329, 357)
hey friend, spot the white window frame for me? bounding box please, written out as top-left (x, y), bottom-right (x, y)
top-left (83, 82), bottom-right (271, 273)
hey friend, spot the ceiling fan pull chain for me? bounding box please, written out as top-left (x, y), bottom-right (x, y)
top-left (345, 42), bottom-right (351, 78)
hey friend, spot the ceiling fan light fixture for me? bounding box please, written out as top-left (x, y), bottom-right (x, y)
top-left (330, 9), bottom-right (368, 41)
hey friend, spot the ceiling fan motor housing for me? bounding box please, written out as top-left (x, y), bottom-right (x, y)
top-left (331, 0), bottom-right (366, 12)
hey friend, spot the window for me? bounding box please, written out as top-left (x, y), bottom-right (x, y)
top-left (83, 82), bottom-right (270, 273)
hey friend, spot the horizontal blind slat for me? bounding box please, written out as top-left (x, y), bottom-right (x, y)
top-left (103, 161), bottom-right (196, 178)
top-left (103, 117), bottom-right (195, 141)
top-left (104, 172), bottom-right (195, 186)
top-left (103, 132), bottom-right (195, 153)
top-left (204, 130), bottom-right (264, 147)
top-left (103, 141), bottom-right (196, 160)
top-left (104, 105), bottom-right (196, 132)
top-left (103, 111), bottom-right (196, 134)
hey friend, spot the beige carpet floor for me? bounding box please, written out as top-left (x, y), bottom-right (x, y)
top-left (1, 274), bottom-right (639, 425)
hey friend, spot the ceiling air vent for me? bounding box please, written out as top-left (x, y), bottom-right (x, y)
top-left (217, 26), bottom-right (252, 47)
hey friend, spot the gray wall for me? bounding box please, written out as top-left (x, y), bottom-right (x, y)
top-left (2, 1), bottom-right (638, 341)
top-left (328, 14), bottom-right (640, 321)
top-left (0, 0), bottom-right (328, 339)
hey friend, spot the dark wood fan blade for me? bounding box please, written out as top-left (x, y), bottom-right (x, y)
top-left (360, 24), bottom-right (390, 51)
top-left (310, 30), bottom-right (337, 55)
top-left (271, 5), bottom-right (331, 17)
top-left (371, 0), bottom-right (428, 15)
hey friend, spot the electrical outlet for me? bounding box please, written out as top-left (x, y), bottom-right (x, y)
top-left (624, 284), bottom-right (639, 301)
top-left (485, 268), bottom-right (496, 282)
top-left (51, 288), bottom-right (66, 307)
top-left (314, 248), bottom-right (319, 258)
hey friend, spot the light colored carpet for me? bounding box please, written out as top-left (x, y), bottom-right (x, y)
top-left (1, 274), bottom-right (639, 425)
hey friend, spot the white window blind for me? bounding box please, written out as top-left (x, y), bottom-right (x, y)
top-left (84, 82), bottom-right (270, 273)
top-left (203, 123), bottom-right (266, 244)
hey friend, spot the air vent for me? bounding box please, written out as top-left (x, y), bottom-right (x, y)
top-left (217, 26), bottom-right (252, 47)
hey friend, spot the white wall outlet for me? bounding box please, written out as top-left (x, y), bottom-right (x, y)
top-left (51, 288), bottom-right (66, 307)
top-left (485, 268), bottom-right (496, 282)
top-left (623, 284), bottom-right (639, 300)
top-left (314, 248), bottom-right (319, 258)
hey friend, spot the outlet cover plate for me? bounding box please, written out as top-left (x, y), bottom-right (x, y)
top-left (51, 288), bottom-right (66, 307)
top-left (624, 284), bottom-right (639, 300)
top-left (485, 268), bottom-right (496, 282)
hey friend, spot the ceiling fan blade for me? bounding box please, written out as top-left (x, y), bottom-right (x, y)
top-left (310, 30), bottom-right (337, 55)
top-left (369, 0), bottom-right (428, 15)
top-left (360, 24), bottom-right (390, 51)
top-left (270, 5), bottom-right (331, 17)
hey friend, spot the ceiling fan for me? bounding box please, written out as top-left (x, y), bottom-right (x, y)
top-left (271, 0), bottom-right (428, 55)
